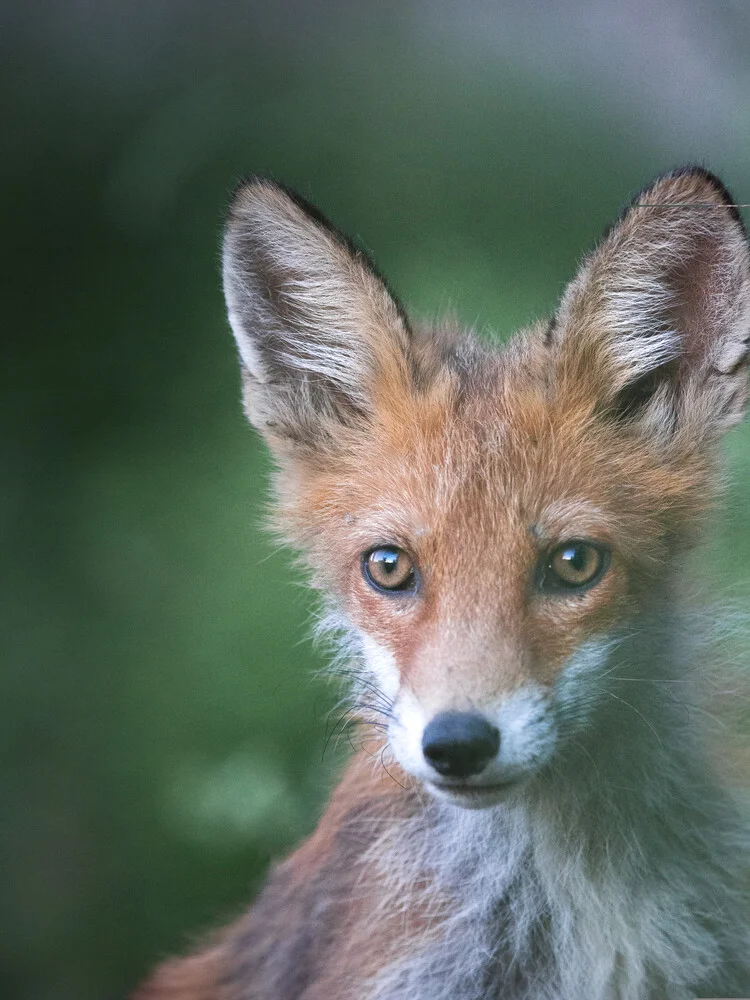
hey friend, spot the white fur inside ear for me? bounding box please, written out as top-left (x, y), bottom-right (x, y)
top-left (604, 290), bottom-right (682, 382)
top-left (225, 299), bottom-right (268, 379)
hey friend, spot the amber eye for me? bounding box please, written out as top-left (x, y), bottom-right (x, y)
top-left (362, 546), bottom-right (417, 594)
top-left (542, 540), bottom-right (609, 592)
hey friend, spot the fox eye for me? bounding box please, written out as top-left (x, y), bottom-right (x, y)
top-left (542, 540), bottom-right (609, 592)
top-left (362, 546), bottom-right (417, 594)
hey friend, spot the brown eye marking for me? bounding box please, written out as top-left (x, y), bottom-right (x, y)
top-left (362, 546), bottom-right (419, 595)
top-left (539, 540), bottom-right (610, 593)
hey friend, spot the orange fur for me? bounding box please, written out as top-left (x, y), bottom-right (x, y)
top-left (138, 168), bottom-right (750, 1000)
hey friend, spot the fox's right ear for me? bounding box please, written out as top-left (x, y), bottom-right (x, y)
top-left (222, 178), bottom-right (414, 456)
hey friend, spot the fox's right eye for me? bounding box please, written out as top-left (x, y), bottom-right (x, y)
top-left (362, 546), bottom-right (418, 594)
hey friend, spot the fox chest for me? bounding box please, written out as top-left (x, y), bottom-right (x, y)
top-left (362, 887), bottom-right (715, 1000)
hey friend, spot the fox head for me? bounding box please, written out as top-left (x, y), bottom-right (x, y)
top-left (223, 169), bottom-right (750, 809)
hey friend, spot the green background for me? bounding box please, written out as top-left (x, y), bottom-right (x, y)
top-left (2, 2), bottom-right (750, 996)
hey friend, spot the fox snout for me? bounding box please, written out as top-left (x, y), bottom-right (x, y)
top-left (383, 667), bottom-right (569, 808)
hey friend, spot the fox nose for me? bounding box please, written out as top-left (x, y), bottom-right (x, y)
top-left (421, 712), bottom-right (500, 779)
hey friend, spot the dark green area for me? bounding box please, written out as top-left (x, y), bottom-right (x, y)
top-left (2, 5), bottom-right (749, 998)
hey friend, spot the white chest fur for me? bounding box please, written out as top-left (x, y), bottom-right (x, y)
top-left (367, 782), bottom-right (750, 1000)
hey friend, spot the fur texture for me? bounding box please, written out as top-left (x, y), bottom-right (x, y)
top-left (137, 168), bottom-right (750, 1000)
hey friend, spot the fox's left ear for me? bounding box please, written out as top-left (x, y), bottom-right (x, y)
top-left (551, 167), bottom-right (750, 438)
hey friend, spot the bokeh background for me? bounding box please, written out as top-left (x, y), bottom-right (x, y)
top-left (3, 1), bottom-right (750, 996)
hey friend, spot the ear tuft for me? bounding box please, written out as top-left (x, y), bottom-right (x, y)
top-left (552, 167), bottom-right (750, 437)
top-left (222, 178), bottom-right (414, 451)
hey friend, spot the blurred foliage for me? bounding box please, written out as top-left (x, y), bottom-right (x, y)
top-left (2, 2), bottom-right (750, 997)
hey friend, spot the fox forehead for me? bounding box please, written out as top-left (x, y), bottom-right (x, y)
top-left (289, 332), bottom-right (702, 571)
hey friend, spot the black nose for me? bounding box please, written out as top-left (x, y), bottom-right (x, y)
top-left (422, 712), bottom-right (500, 778)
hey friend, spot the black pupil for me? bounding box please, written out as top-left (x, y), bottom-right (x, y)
top-left (375, 550), bottom-right (399, 574)
top-left (561, 546), bottom-right (587, 572)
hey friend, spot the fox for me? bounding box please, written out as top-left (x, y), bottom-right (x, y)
top-left (137, 166), bottom-right (750, 1000)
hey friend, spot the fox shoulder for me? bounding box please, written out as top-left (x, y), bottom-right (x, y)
top-left (134, 752), bottom-right (419, 1000)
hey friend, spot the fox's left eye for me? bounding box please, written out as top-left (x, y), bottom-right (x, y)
top-left (362, 546), bottom-right (418, 594)
top-left (541, 540), bottom-right (609, 592)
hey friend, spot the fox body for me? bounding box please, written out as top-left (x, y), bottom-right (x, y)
top-left (139, 168), bottom-right (750, 999)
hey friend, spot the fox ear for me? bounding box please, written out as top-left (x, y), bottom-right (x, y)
top-left (222, 178), bottom-right (413, 454)
top-left (551, 167), bottom-right (750, 438)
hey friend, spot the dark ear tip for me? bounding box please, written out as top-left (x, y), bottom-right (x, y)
top-left (626, 165), bottom-right (747, 234)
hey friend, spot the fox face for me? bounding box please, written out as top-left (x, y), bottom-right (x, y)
top-left (223, 170), bottom-right (750, 809)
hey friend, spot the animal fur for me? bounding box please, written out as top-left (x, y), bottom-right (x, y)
top-left (137, 167), bottom-right (750, 999)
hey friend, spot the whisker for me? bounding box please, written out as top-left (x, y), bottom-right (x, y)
top-left (379, 744), bottom-right (408, 790)
top-left (604, 691), bottom-right (664, 749)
